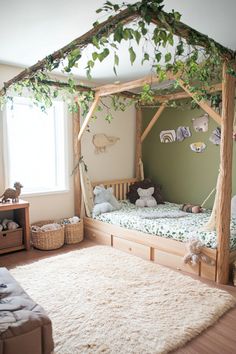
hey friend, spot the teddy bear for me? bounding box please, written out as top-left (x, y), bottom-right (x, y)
top-left (92, 185), bottom-right (120, 216)
top-left (135, 187), bottom-right (157, 207)
top-left (183, 239), bottom-right (215, 266)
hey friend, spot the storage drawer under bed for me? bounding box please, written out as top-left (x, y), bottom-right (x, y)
top-left (113, 236), bottom-right (151, 260)
top-left (85, 227), bottom-right (112, 246)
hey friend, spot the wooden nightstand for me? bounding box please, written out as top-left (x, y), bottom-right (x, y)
top-left (0, 199), bottom-right (30, 254)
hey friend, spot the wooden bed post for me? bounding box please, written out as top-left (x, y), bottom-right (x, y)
top-left (216, 62), bottom-right (235, 284)
top-left (77, 94), bottom-right (100, 142)
top-left (73, 108), bottom-right (81, 216)
top-left (135, 106), bottom-right (142, 180)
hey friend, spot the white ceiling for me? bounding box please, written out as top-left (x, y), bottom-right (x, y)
top-left (0, 0), bottom-right (235, 84)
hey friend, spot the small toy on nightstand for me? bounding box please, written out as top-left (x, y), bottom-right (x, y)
top-left (0, 182), bottom-right (23, 203)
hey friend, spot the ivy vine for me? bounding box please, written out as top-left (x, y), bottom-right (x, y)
top-left (0, 0), bottom-right (235, 118)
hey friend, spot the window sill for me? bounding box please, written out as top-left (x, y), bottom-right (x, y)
top-left (21, 189), bottom-right (71, 198)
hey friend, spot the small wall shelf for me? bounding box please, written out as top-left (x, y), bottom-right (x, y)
top-left (0, 199), bottom-right (30, 255)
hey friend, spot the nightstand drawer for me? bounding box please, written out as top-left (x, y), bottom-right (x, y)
top-left (0, 228), bottom-right (23, 250)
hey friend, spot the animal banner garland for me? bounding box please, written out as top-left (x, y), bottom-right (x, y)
top-left (160, 130), bottom-right (176, 143)
top-left (192, 113), bottom-right (209, 132)
top-left (209, 127), bottom-right (221, 145)
top-left (176, 126), bottom-right (191, 142)
top-left (190, 142), bottom-right (206, 153)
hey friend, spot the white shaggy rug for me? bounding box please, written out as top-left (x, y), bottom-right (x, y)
top-left (10, 246), bottom-right (235, 354)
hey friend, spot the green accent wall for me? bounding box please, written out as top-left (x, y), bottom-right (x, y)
top-left (142, 106), bottom-right (236, 208)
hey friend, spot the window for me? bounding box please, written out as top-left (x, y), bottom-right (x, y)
top-left (4, 97), bottom-right (68, 195)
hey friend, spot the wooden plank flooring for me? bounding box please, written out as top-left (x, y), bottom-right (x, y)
top-left (0, 240), bottom-right (236, 354)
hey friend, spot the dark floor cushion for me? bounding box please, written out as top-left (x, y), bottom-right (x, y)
top-left (0, 268), bottom-right (54, 354)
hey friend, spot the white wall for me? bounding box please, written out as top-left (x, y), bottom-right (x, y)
top-left (0, 64), bottom-right (136, 222)
top-left (81, 98), bottom-right (136, 182)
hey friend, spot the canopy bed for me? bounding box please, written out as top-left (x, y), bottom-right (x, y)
top-left (0, 1), bottom-right (235, 284)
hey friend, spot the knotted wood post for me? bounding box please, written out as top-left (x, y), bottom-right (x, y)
top-left (216, 62), bottom-right (235, 284)
top-left (135, 106), bottom-right (142, 180)
top-left (73, 108), bottom-right (81, 216)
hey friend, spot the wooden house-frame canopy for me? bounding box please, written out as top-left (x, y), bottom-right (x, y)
top-left (1, 4), bottom-right (235, 284)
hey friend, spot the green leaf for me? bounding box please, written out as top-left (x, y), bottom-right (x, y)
top-left (155, 52), bottom-right (162, 63)
top-left (93, 21), bottom-right (99, 27)
top-left (141, 52), bottom-right (149, 65)
top-left (168, 33), bottom-right (174, 46)
top-left (134, 30), bottom-right (141, 44)
top-left (92, 36), bottom-right (100, 49)
top-left (87, 60), bottom-right (94, 68)
top-left (114, 26), bottom-right (123, 43)
top-left (92, 52), bottom-right (98, 61)
top-left (129, 47), bottom-right (136, 65)
top-left (165, 52), bottom-right (172, 63)
top-left (176, 41), bottom-right (184, 56)
top-left (114, 53), bottom-right (119, 66)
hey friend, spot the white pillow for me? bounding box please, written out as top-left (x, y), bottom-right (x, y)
top-left (231, 195), bottom-right (236, 218)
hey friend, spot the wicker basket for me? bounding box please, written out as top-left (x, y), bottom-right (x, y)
top-left (233, 260), bottom-right (236, 286)
top-left (31, 220), bottom-right (64, 250)
top-left (64, 220), bottom-right (83, 245)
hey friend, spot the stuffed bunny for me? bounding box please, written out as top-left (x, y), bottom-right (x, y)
top-left (183, 239), bottom-right (215, 266)
top-left (92, 185), bottom-right (120, 216)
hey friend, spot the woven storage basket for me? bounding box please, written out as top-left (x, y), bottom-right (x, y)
top-left (233, 260), bottom-right (236, 286)
top-left (31, 220), bottom-right (64, 250)
top-left (64, 220), bottom-right (83, 245)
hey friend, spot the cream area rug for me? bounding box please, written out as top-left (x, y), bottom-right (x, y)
top-left (10, 246), bottom-right (235, 354)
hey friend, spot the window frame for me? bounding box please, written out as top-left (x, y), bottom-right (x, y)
top-left (3, 97), bottom-right (70, 197)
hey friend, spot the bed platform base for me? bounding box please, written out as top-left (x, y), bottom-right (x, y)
top-left (84, 217), bottom-right (219, 281)
top-left (85, 178), bottom-right (236, 283)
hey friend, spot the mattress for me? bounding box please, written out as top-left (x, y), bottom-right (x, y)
top-left (93, 201), bottom-right (236, 250)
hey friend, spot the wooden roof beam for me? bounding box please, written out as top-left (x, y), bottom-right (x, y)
top-left (177, 79), bottom-right (222, 125)
top-left (141, 103), bottom-right (166, 142)
top-left (149, 10), bottom-right (235, 60)
top-left (143, 82), bottom-right (222, 104)
top-left (95, 72), bottom-right (174, 97)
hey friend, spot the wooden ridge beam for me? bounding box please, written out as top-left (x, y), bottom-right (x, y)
top-left (32, 79), bottom-right (138, 99)
top-left (77, 94), bottom-right (100, 142)
top-left (177, 79), bottom-right (222, 125)
top-left (149, 10), bottom-right (234, 60)
top-left (141, 103), bottom-right (166, 142)
top-left (95, 73), bottom-right (174, 97)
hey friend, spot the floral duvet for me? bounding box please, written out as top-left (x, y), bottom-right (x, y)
top-left (93, 201), bottom-right (236, 250)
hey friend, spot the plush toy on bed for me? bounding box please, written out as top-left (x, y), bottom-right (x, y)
top-left (135, 187), bottom-right (157, 207)
top-left (183, 238), bottom-right (215, 266)
top-left (92, 185), bottom-right (120, 216)
top-left (180, 204), bottom-right (203, 213)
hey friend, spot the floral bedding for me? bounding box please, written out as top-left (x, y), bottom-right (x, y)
top-left (93, 201), bottom-right (236, 250)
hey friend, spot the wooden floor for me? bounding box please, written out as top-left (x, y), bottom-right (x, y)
top-left (0, 240), bottom-right (236, 354)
